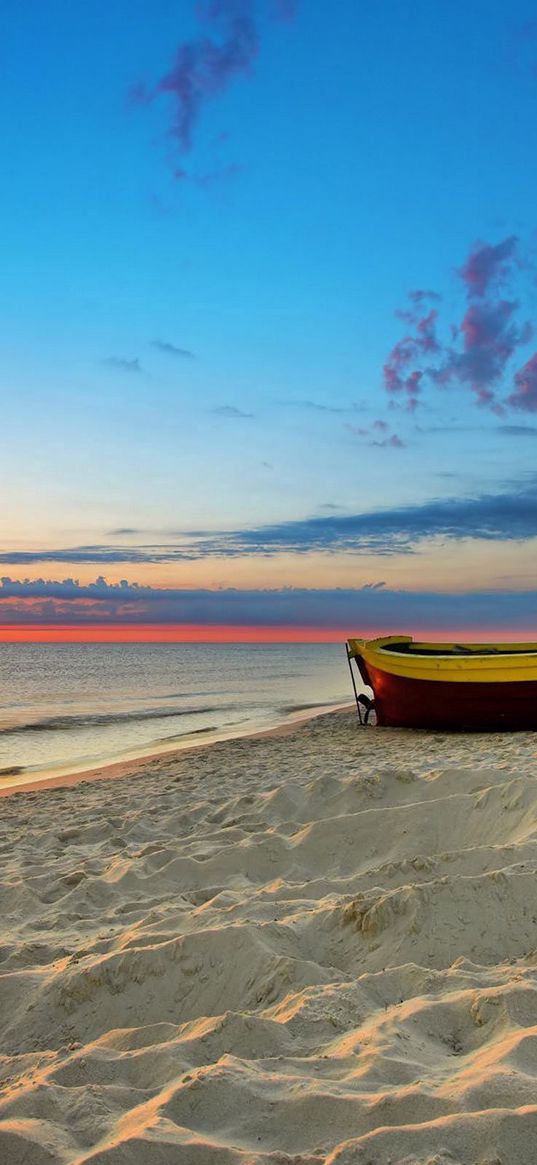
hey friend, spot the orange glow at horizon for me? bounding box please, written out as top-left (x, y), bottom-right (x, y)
top-left (0, 623), bottom-right (535, 644)
top-left (0, 623), bottom-right (351, 643)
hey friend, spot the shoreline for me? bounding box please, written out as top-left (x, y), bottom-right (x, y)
top-left (0, 700), bottom-right (355, 798)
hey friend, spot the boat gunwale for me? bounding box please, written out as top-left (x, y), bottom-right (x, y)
top-left (347, 635), bottom-right (537, 661)
top-left (379, 644), bottom-right (537, 659)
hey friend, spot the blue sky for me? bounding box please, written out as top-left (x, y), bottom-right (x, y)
top-left (2, 0), bottom-right (537, 632)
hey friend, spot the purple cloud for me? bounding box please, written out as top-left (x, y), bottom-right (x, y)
top-left (508, 352), bottom-right (537, 412)
top-left (408, 289), bottom-right (441, 305)
top-left (458, 235), bottom-right (519, 298)
top-left (346, 420), bottom-right (404, 448)
top-left (2, 576), bottom-right (537, 632)
top-left (157, 5), bottom-right (258, 153)
top-left (384, 299), bottom-right (440, 408)
top-left (132, 1), bottom-right (299, 174)
top-left (433, 299), bottom-right (531, 408)
top-left (384, 237), bottom-right (534, 413)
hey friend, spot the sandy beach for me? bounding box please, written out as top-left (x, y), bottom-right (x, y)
top-left (2, 708), bottom-right (537, 1163)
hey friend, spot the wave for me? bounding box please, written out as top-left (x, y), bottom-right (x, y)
top-left (277, 700), bottom-right (343, 715)
top-left (151, 725), bottom-right (220, 745)
top-left (0, 705), bottom-right (232, 736)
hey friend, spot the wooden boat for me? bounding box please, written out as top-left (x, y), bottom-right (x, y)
top-left (346, 635), bottom-right (537, 731)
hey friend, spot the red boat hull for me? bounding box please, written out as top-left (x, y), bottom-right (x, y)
top-left (365, 664), bottom-right (537, 731)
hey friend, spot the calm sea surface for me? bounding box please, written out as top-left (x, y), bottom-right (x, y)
top-left (0, 643), bottom-right (352, 782)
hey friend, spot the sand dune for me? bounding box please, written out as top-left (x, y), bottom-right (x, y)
top-left (2, 710), bottom-right (537, 1163)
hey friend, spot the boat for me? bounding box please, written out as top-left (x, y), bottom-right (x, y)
top-left (346, 635), bottom-right (537, 731)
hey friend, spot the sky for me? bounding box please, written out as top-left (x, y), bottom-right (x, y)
top-left (2, 0), bottom-right (537, 640)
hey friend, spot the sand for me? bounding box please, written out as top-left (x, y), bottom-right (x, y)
top-left (2, 710), bottom-right (537, 1164)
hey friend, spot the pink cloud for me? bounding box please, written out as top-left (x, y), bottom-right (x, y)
top-left (433, 299), bottom-right (531, 407)
top-left (384, 237), bottom-right (534, 413)
top-left (508, 352), bottom-right (537, 412)
top-left (458, 235), bottom-right (518, 298)
top-left (416, 309), bottom-right (441, 353)
top-left (383, 301), bottom-right (439, 408)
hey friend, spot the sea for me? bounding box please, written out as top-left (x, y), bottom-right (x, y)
top-left (0, 642), bottom-right (353, 786)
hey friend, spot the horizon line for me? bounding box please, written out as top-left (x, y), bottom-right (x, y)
top-left (1, 623), bottom-right (536, 644)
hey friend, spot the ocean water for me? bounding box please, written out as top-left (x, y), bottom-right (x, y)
top-left (0, 642), bottom-right (353, 782)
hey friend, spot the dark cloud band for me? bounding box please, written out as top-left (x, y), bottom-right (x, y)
top-left (2, 477), bottom-right (537, 565)
top-left (1, 577), bottom-right (536, 630)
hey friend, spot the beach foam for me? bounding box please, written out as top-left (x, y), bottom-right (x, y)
top-left (1, 710), bottom-right (537, 1163)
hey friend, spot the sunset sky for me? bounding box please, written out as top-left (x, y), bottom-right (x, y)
top-left (3, 0), bottom-right (537, 639)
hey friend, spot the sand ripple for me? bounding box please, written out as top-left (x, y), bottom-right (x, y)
top-left (1, 711), bottom-right (537, 1162)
